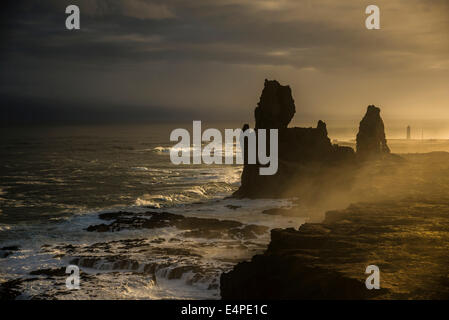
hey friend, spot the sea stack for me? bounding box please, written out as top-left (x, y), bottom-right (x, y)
top-left (356, 105), bottom-right (390, 158)
top-left (233, 79), bottom-right (355, 199)
top-left (254, 79), bottom-right (296, 129)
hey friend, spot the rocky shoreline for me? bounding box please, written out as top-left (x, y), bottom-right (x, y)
top-left (0, 208), bottom-right (274, 299)
top-left (221, 197), bottom-right (449, 299)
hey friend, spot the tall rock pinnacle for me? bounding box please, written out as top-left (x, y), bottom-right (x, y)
top-left (356, 105), bottom-right (390, 157)
top-left (254, 79), bottom-right (296, 129)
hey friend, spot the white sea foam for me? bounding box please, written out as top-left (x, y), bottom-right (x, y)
top-left (130, 167), bottom-right (149, 171)
top-left (153, 145), bottom-right (242, 157)
top-left (154, 146), bottom-right (199, 153)
top-left (153, 146), bottom-right (171, 153)
top-left (0, 193), bottom-right (305, 299)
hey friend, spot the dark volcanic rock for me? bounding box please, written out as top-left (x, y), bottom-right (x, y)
top-left (255, 79), bottom-right (296, 129)
top-left (29, 267), bottom-right (67, 277)
top-left (86, 224), bottom-right (110, 232)
top-left (98, 211), bottom-right (133, 220)
top-left (235, 120), bottom-right (356, 198)
top-left (220, 255), bottom-right (386, 300)
top-left (0, 245), bottom-right (20, 259)
top-left (0, 279), bottom-right (24, 300)
top-left (220, 200), bottom-right (449, 299)
top-left (167, 266), bottom-right (203, 280)
top-left (1, 246), bottom-right (20, 251)
top-left (234, 79), bottom-right (356, 199)
top-left (86, 211), bottom-right (268, 239)
top-left (356, 105), bottom-right (390, 157)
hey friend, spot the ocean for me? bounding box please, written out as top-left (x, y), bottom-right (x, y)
top-left (0, 123), bottom-right (303, 299)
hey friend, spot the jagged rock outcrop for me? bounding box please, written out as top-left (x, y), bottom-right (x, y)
top-left (356, 105), bottom-right (390, 157)
top-left (234, 79), bottom-right (355, 198)
top-left (85, 211), bottom-right (267, 240)
top-left (255, 79), bottom-right (295, 129)
top-left (221, 198), bottom-right (449, 299)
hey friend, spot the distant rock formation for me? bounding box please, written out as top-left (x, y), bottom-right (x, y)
top-left (233, 79), bottom-right (355, 198)
top-left (356, 105), bottom-right (390, 157)
top-left (255, 79), bottom-right (295, 129)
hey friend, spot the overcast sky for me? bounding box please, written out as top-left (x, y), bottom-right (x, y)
top-left (1, 0), bottom-right (448, 125)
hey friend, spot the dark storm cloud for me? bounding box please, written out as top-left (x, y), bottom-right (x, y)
top-left (4, 0), bottom-right (447, 69)
top-left (1, 0), bottom-right (448, 124)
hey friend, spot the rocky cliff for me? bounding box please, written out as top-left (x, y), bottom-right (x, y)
top-left (221, 195), bottom-right (449, 299)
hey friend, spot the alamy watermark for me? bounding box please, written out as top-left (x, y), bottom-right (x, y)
top-left (65, 5), bottom-right (80, 30)
top-left (64, 4), bottom-right (380, 31)
top-left (365, 5), bottom-right (380, 30)
top-left (365, 265), bottom-right (380, 290)
top-left (169, 121), bottom-right (278, 175)
top-left (66, 265), bottom-right (80, 290)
